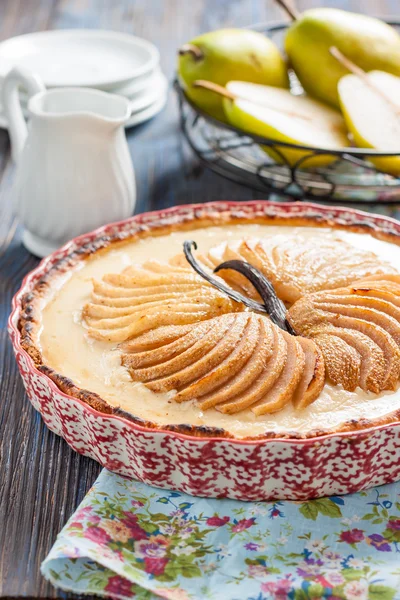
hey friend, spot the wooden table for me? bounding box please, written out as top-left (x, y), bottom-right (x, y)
top-left (1, 0), bottom-right (400, 597)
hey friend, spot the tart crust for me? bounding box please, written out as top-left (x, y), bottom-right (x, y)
top-left (18, 202), bottom-right (400, 440)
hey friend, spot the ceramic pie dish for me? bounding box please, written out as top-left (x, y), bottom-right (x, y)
top-left (9, 201), bottom-right (400, 500)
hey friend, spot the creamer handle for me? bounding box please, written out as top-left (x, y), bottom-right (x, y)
top-left (2, 67), bottom-right (45, 163)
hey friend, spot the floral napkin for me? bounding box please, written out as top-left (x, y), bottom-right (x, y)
top-left (41, 469), bottom-right (400, 600)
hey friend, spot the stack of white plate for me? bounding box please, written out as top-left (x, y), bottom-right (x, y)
top-left (0, 29), bottom-right (168, 129)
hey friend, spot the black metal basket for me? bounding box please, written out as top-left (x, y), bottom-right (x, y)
top-left (175, 21), bottom-right (400, 204)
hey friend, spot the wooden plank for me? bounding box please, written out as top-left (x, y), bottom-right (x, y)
top-left (0, 0), bottom-right (399, 597)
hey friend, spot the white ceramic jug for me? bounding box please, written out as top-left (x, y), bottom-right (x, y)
top-left (3, 67), bottom-right (135, 257)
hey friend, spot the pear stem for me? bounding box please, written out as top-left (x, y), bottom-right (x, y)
top-left (330, 46), bottom-right (400, 115)
top-left (178, 43), bottom-right (204, 61)
top-left (330, 47), bottom-right (369, 80)
top-left (274, 0), bottom-right (299, 21)
top-left (193, 79), bottom-right (313, 121)
top-left (193, 80), bottom-right (237, 100)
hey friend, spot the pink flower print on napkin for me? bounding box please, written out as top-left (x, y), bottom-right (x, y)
top-left (339, 528), bottom-right (364, 544)
top-left (72, 505), bottom-right (93, 521)
top-left (121, 512), bottom-right (148, 541)
top-left (343, 580), bottom-right (369, 600)
top-left (144, 557), bottom-right (168, 576)
top-left (105, 574), bottom-right (135, 597)
top-left (206, 515), bottom-right (230, 527)
top-left (131, 500), bottom-right (144, 507)
top-left (261, 578), bottom-right (292, 600)
top-left (83, 526), bottom-right (111, 545)
top-left (232, 518), bottom-right (255, 533)
top-left (387, 518), bottom-right (400, 530)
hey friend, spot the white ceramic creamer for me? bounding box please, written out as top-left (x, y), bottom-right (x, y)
top-left (2, 67), bottom-right (135, 257)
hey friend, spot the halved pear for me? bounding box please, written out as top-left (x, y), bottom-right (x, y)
top-left (178, 29), bottom-right (288, 122)
top-left (338, 71), bottom-right (400, 176)
top-left (222, 81), bottom-right (349, 168)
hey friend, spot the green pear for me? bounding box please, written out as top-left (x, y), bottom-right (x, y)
top-left (177, 29), bottom-right (288, 121)
top-left (285, 8), bottom-right (400, 108)
top-left (220, 81), bottom-right (349, 168)
top-left (338, 70), bottom-right (400, 176)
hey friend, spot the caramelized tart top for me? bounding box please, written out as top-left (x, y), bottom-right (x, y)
top-left (171, 236), bottom-right (396, 304)
top-left (82, 235), bottom-right (399, 417)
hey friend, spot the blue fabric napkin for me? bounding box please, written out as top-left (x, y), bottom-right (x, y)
top-left (42, 469), bottom-right (400, 600)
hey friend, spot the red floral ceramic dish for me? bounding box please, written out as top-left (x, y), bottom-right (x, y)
top-left (9, 201), bottom-right (400, 500)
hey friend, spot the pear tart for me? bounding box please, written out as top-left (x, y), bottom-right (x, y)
top-left (19, 206), bottom-right (400, 440)
top-left (15, 204), bottom-right (400, 501)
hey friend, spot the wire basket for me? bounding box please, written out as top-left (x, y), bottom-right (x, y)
top-left (175, 21), bottom-right (400, 204)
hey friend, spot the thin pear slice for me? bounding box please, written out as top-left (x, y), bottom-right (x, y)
top-left (312, 332), bottom-right (361, 391)
top-left (120, 321), bottom-right (216, 369)
top-left (252, 333), bottom-right (305, 415)
top-left (317, 326), bottom-right (386, 393)
top-left (222, 81), bottom-right (349, 168)
top-left (120, 323), bottom-right (194, 352)
top-left (338, 71), bottom-right (400, 175)
top-left (347, 287), bottom-right (400, 309)
top-left (293, 337), bottom-right (325, 409)
top-left (357, 274), bottom-right (400, 284)
top-left (211, 242), bottom-right (260, 298)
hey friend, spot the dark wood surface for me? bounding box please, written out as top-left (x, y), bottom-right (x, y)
top-left (1, 0), bottom-right (400, 597)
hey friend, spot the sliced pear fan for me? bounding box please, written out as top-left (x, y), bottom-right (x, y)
top-left (83, 261), bottom-right (243, 342)
top-left (121, 312), bottom-right (325, 415)
top-left (287, 274), bottom-right (400, 393)
top-left (174, 236), bottom-right (395, 305)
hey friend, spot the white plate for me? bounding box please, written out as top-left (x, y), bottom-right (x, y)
top-left (112, 66), bottom-right (163, 98)
top-left (0, 29), bottom-right (159, 89)
top-left (126, 92), bottom-right (167, 128)
top-left (129, 72), bottom-right (168, 113)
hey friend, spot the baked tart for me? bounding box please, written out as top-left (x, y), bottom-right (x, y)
top-left (19, 203), bottom-right (400, 440)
